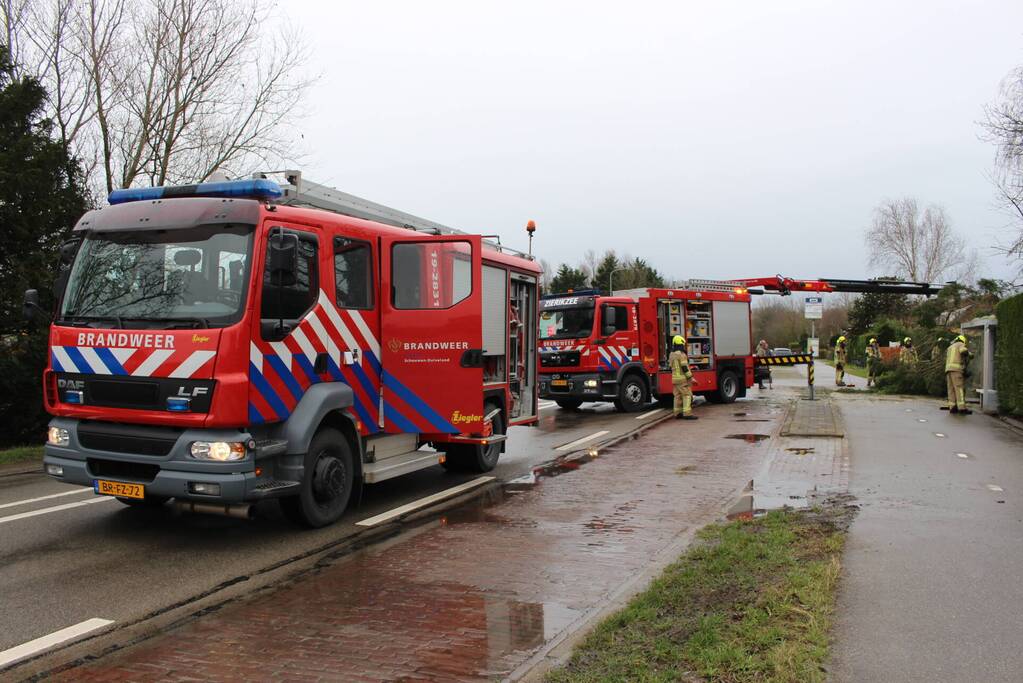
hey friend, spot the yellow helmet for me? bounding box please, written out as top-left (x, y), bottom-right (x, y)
top-left (956, 334), bottom-right (967, 344)
top-left (837, 335), bottom-right (846, 343)
top-left (869, 338), bottom-right (877, 344)
top-left (672, 335), bottom-right (686, 346)
top-left (903, 337), bottom-right (912, 344)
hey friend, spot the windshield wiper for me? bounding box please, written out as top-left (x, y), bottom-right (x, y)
top-left (57, 314), bottom-right (123, 328)
top-left (139, 317), bottom-right (213, 329)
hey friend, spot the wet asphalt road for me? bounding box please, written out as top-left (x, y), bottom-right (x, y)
top-left (830, 394), bottom-right (1023, 682)
top-left (0, 400), bottom-right (675, 655)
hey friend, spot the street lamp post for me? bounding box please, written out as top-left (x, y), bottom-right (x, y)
top-left (608, 267), bottom-right (629, 295)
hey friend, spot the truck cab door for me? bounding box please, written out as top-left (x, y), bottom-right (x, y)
top-left (598, 303), bottom-right (637, 372)
top-left (379, 235), bottom-right (484, 434)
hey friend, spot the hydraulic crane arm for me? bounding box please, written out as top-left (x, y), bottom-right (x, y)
top-left (732, 275), bottom-right (947, 297)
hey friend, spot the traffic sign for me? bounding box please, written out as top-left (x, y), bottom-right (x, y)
top-left (804, 296), bottom-right (823, 320)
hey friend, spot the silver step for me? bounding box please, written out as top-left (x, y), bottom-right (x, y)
top-left (362, 450), bottom-right (443, 484)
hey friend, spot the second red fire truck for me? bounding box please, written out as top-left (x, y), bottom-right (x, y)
top-left (538, 277), bottom-right (942, 411)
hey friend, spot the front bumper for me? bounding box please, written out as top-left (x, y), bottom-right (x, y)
top-left (539, 372), bottom-right (616, 400)
top-left (43, 417), bottom-right (296, 504)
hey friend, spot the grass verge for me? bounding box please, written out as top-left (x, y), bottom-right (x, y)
top-left (0, 444), bottom-right (44, 467)
top-left (546, 501), bottom-right (857, 683)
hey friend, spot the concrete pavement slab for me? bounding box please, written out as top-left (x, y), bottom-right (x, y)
top-left (829, 394), bottom-right (1023, 682)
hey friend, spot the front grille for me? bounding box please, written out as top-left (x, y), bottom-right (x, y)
top-left (78, 422), bottom-right (180, 456)
top-left (87, 458), bottom-right (161, 483)
top-left (90, 379), bottom-right (160, 409)
top-left (540, 351), bottom-right (581, 367)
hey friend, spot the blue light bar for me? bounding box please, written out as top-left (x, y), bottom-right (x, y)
top-left (64, 390), bottom-right (84, 404)
top-left (108, 179), bottom-right (283, 205)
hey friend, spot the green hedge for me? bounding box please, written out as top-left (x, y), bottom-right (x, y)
top-left (996, 293), bottom-right (1023, 416)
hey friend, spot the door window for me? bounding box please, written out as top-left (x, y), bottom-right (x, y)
top-left (261, 229), bottom-right (318, 321)
top-left (392, 241), bottom-right (472, 309)
top-left (611, 305), bottom-right (630, 332)
top-left (334, 237), bottom-right (373, 309)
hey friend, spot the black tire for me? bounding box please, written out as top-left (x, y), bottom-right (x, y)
top-left (280, 427), bottom-right (354, 528)
top-left (614, 374), bottom-right (648, 412)
top-left (443, 402), bottom-right (505, 473)
top-left (555, 398), bottom-right (583, 410)
top-left (117, 495), bottom-right (169, 507)
top-left (708, 370), bottom-right (740, 404)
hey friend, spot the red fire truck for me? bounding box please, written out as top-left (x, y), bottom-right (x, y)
top-left (538, 276), bottom-right (942, 411)
top-left (31, 171), bottom-right (541, 527)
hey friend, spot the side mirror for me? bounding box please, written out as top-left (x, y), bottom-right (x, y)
top-left (601, 305), bottom-right (617, 336)
top-left (23, 289), bottom-right (45, 322)
top-left (268, 231), bottom-right (298, 287)
top-left (60, 239), bottom-right (81, 265)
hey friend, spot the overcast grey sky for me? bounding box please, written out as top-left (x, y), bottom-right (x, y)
top-left (291, 0), bottom-right (1023, 283)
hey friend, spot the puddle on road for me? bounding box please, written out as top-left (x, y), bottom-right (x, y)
top-left (786, 447), bottom-right (815, 455)
top-left (734, 419), bottom-right (771, 423)
top-left (725, 433), bottom-right (771, 443)
top-left (733, 412), bottom-right (748, 416)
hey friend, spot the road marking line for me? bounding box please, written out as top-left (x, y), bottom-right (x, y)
top-left (555, 430), bottom-right (610, 452)
top-left (355, 476), bottom-right (495, 527)
top-left (539, 401), bottom-right (558, 411)
top-left (934, 433), bottom-right (946, 438)
top-left (0, 488), bottom-right (92, 510)
top-left (0, 497), bottom-right (113, 525)
top-left (0, 618), bottom-right (114, 668)
top-left (635, 408), bottom-right (665, 420)
top-left (917, 419), bottom-right (928, 423)
top-left (956, 453), bottom-right (970, 459)
top-left (986, 484), bottom-right (1004, 492)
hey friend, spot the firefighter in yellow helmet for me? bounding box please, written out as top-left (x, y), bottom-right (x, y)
top-left (834, 335), bottom-right (849, 386)
top-left (669, 335), bottom-right (698, 419)
top-left (899, 337), bottom-right (919, 365)
top-left (866, 337), bottom-right (881, 387)
top-left (943, 334), bottom-right (972, 415)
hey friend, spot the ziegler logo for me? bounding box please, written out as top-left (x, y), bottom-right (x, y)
top-left (451, 410), bottom-right (482, 425)
top-left (388, 338), bottom-right (402, 353)
top-left (191, 334), bottom-right (211, 344)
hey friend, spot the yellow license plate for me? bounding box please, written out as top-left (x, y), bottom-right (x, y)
top-left (551, 379), bottom-right (569, 387)
top-left (94, 479), bottom-right (145, 499)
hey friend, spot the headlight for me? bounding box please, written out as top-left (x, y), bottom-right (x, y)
top-left (584, 379), bottom-right (598, 388)
top-left (189, 441), bottom-right (246, 461)
top-left (47, 427), bottom-right (70, 447)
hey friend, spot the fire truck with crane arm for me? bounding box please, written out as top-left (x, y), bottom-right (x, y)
top-left (30, 171), bottom-right (541, 527)
top-left (538, 276), bottom-right (942, 411)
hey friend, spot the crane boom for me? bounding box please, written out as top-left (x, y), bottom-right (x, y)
top-left (733, 275), bottom-right (946, 297)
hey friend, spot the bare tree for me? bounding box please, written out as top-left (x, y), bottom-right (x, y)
top-left (4, 0), bottom-right (311, 194)
top-left (865, 198), bottom-right (973, 283)
top-left (982, 64), bottom-right (1023, 261)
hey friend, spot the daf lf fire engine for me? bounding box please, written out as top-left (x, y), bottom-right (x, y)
top-left (34, 172), bottom-right (541, 527)
top-left (538, 276), bottom-right (942, 411)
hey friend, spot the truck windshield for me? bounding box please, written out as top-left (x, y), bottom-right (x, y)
top-left (540, 304), bottom-right (595, 340)
top-left (60, 224), bottom-right (254, 327)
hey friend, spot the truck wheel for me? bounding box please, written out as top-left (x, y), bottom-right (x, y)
top-left (443, 402), bottom-right (505, 473)
top-left (614, 374), bottom-right (648, 412)
top-left (280, 427), bottom-right (354, 528)
top-left (709, 370), bottom-right (740, 404)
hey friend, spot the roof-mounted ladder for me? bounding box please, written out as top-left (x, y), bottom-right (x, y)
top-left (252, 170), bottom-right (533, 260)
